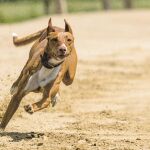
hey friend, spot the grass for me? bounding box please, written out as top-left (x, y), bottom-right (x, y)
top-left (0, 0), bottom-right (150, 23)
top-left (68, 0), bottom-right (101, 12)
top-left (0, 0), bottom-right (102, 23)
top-left (0, 1), bottom-right (43, 23)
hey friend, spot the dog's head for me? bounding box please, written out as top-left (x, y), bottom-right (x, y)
top-left (45, 18), bottom-right (74, 62)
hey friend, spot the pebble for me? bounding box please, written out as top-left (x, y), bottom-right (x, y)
top-left (43, 135), bottom-right (48, 141)
top-left (33, 134), bottom-right (39, 138)
top-left (25, 132), bottom-right (45, 139)
top-left (76, 140), bottom-right (87, 150)
top-left (92, 143), bottom-right (96, 146)
top-left (85, 138), bottom-right (91, 143)
top-left (61, 146), bottom-right (72, 150)
top-left (26, 134), bottom-right (32, 139)
top-left (37, 142), bottom-right (43, 146)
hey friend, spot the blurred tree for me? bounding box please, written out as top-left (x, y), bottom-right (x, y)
top-left (55, 0), bottom-right (67, 14)
top-left (123, 0), bottom-right (133, 9)
top-left (101, 0), bottom-right (111, 10)
top-left (43, 0), bottom-right (67, 14)
top-left (43, 0), bottom-right (51, 15)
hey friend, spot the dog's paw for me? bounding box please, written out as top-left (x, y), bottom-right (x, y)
top-left (51, 93), bottom-right (61, 107)
top-left (24, 104), bottom-right (34, 114)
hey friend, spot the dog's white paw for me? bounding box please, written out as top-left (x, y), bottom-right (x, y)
top-left (12, 32), bottom-right (18, 37)
top-left (24, 104), bottom-right (34, 114)
top-left (51, 93), bottom-right (61, 107)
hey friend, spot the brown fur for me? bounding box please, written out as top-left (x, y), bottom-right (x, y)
top-left (0, 18), bottom-right (77, 130)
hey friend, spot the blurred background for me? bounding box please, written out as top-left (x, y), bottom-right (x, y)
top-left (0, 0), bottom-right (150, 23)
top-left (0, 1), bottom-right (150, 149)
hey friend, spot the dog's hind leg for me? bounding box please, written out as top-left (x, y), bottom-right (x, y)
top-left (11, 39), bottom-right (48, 95)
top-left (0, 91), bottom-right (26, 130)
top-left (1, 63), bottom-right (39, 129)
top-left (0, 39), bottom-right (48, 130)
top-left (2, 63), bottom-right (40, 129)
top-left (10, 59), bottom-right (31, 95)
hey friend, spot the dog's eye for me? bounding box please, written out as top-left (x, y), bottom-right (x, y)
top-left (51, 38), bottom-right (58, 42)
top-left (67, 38), bottom-right (72, 42)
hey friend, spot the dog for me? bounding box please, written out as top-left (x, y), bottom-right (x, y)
top-left (0, 18), bottom-right (77, 130)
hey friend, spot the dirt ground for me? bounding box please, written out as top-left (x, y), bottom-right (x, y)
top-left (0, 10), bottom-right (150, 150)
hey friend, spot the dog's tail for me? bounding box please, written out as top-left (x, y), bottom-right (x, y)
top-left (12, 28), bottom-right (46, 46)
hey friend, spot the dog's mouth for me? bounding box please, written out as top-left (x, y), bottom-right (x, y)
top-left (41, 52), bottom-right (64, 69)
top-left (57, 49), bottom-right (69, 59)
top-left (58, 53), bottom-right (69, 59)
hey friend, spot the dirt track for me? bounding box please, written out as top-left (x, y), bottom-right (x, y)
top-left (0, 11), bottom-right (150, 150)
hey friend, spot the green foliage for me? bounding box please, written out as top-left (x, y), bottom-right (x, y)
top-left (0, 0), bottom-right (150, 23)
top-left (68, 0), bottom-right (101, 12)
top-left (0, 1), bottom-right (43, 23)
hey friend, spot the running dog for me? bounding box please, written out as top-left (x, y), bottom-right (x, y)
top-left (0, 18), bottom-right (77, 130)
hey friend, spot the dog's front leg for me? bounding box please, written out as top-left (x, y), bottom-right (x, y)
top-left (24, 82), bottom-right (60, 113)
top-left (63, 47), bottom-right (77, 85)
top-left (24, 66), bottom-right (65, 113)
top-left (24, 88), bottom-right (50, 114)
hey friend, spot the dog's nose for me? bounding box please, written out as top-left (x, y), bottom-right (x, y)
top-left (58, 44), bottom-right (67, 55)
top-left (59, 48), bottom-right (66, 53)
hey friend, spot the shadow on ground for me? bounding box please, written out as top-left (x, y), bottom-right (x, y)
top-left (0, 131), bottom-right (45, 141)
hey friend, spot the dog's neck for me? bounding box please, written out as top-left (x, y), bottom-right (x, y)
top-left (41, 52), bottom-right (64, 69)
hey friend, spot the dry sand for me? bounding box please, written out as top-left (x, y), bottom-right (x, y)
top-left (0, 10), bottom-right (150, 150)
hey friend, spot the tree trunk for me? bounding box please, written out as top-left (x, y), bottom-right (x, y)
top-left (123, 0), bottom-right (133, 9)
top-left (55, 0), bottom-right (67, 14)
top-left (101, 0), bottom-right (111, 10)
top-left (43, 0), bottom-right (51, 15)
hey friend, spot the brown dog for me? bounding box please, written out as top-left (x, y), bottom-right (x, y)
top-left (0, 18), bottom-right (77, 130)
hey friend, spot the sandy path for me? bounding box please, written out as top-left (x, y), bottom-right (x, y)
top-left (0, 10), bottom-right (150, 150)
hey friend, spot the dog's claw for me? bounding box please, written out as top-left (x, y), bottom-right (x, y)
top-left (24, 104), bottom-right (34, 114)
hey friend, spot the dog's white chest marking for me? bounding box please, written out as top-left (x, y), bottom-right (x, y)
top-left (38, 65), bottom-right (60, 87)
top-left (24, 65), bottom-right (61, 93)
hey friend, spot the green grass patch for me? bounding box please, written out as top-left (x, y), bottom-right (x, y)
top-left (67, 0), bottom-right (101, 13)
top-left (134, 0), bottom-right (150, 8)
top-left (0, 1), bottom-right (44, 23)
top-left (1, 0), bottom-right (150, 23)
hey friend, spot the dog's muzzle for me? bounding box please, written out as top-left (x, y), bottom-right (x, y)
top-left (57, 44), bottom-right (69, 58)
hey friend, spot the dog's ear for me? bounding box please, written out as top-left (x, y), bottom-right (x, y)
top-left (47, 18), bottom-right (55, 33)
top-left (39, 18), bottom-right (55, 42)
top-left (64, 19), bottom-right (73, 34)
